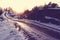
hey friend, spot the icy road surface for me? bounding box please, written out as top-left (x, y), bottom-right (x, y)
top-left (0, 19), bottom-right (59, 40)
top-left (0, 12), bottom-right (60, 40)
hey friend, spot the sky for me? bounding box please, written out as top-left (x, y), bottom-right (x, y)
top-left (0, 0), bottom-right (60, 13)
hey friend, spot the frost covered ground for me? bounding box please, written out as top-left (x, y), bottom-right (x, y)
top-left (0, 13), bottom-right (60, 40)
top-left (0, 19), bottom-right (58, 40)
top-left (0, 18), bottom-right (25, 40)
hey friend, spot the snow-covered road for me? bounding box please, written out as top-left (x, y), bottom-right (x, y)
top-left (0, 11), bottom-right (60, 40)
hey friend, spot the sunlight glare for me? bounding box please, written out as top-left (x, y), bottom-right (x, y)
top-left (0, 0), bottom-right (60, 14)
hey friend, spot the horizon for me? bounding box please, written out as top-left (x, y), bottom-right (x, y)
top-left (0, 0), bottom-right (60, 14)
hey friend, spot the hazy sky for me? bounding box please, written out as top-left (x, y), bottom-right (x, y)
top-left (0, 0), bottom-right (60, 13)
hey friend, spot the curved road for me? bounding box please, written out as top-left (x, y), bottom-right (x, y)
top-left (2, 11), bottom-right (60, 40)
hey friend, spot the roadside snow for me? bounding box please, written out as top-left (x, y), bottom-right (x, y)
top-left (0, 20), bottom-right (24, 40)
